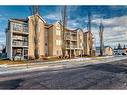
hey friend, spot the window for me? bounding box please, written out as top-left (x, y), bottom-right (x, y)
top-left (13, 23), bottom-right (28, 32)
top-left (24, 50), bottom-right (28, 56)
top-left (56, 29), bottom-right (61, 36)
top-left (56, 40), bottom-right (61, 46)
top-left (80, 35), bottom-right (82, 39)
top-left (80, 43), bottom-right (82, 47)
top-left (23, 24), bottom-right (28, 32)
top-left (56, 26), bottom-right (60, 30)
top-left (37, 25), bottom-right (40, 32)
top-left (13, 23), bottom-right (22, 31)
top-left (45, 43), bottom-right (47, 46)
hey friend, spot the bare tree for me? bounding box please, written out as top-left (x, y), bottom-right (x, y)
top-left (87, 12), bottom-right (92, 56)
top-left (61, 6), bottom-right (67, 58)
top-left (99, 22), bottom-right (104, 56)
top-left (30, 6), bottom-right (40, 59)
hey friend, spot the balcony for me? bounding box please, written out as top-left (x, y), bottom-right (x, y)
top-left (12, 41), bottom-right (28, 47)
top-left (65, 44), bottom-right (77, 49)
top-left (65, 35), bottom-right (70, 40)
top-left (71, 36), bottom-right (77, 41)
top-left (13, 31), bottom-right (28, 35)
top-left (65, 36), bottom-right (77, 41)
top-left (13, 36), bottom-right (28, 42)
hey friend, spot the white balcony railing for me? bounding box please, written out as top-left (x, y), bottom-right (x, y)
top-left (66, 44), bottom-right (77, 48)
top-left (12, 42), bottom-right (28, 46)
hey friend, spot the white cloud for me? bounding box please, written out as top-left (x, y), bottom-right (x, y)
top-left (43, 12), bottom-right (61, 21)
top-left (91, 15), bottom-right (127, 48)
top-left (67, 17), bottom-right (86, 29)
top-left (67, 19), bottom-right (79, 29)
top-left (92, 15), bottom-right (127, 27)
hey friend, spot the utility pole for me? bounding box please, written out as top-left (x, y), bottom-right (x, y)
top-left (87, 12), bottom-right (92, 56)
top-left (61, 6), bottom-right (67, 58)
top-left (99, 22), bottom-right (104, 56)
top-left (32, 6), bottom-right (40, 59)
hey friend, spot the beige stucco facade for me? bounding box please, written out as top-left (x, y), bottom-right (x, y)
top-left (6, 14), bottom-right (96, 60)
top-left (83, 31), bottom-right (95, 56)
top-left (28, 14), bottom-right (46, 59)
top-left (48, 22), bottom-right (62, 56)
top-left (64, 28), bottom-right (84, 57)
top-left (104, 47), bottom-right (113, 56)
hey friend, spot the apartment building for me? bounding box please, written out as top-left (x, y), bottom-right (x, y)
top-left (6, 14), bottom-right (95, 60)
top-left (64, 28), bottom-right (84, 57)
top-left (6, 18), bottom-right (29, 60)
top-left (6, 14), bottom-right (46, 60)
top-left (46, 21), bottom-right (84, 57)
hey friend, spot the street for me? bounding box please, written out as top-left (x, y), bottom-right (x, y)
top-left (0, 56), bottom-right (127, 89)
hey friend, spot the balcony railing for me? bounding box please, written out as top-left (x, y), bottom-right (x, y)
top-left (13, 37), bottom-right (28, 41)
top-left (65, 36), bottom-right (70, 40)
top-left (71, 36), bottom-right (77, 40)
top-left (65, 36), bottom-right (77, 41)
top-left (12, 42), bottom-right (28, 46)
top-left (66, 44), bottom-right (77, 48)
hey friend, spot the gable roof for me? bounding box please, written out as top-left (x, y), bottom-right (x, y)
top-left (28, 14), bottom-right (47, 24)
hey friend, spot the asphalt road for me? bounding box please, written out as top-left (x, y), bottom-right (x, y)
top-left (1, 59), bottom-right (127, 89)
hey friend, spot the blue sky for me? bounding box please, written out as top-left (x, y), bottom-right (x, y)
top-left (0, 6), bottom-right (127, 48)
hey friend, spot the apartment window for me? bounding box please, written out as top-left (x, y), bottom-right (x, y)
top-left (22, 36), bottom-right (28, 41)
top-left (56, 40), bottom-right (61, 46)
top-left (80, 43), bottom-right (82, 47)
top-left (23, 24), bottom-right (28, 32)
top-left (24, 50), bottom-right (28, 56)
top-left (13, 23), bottom-right (28, 32)
top-left (56, 29), bottom-right (61, 36)
top-left (80, 35), bottom-right (82, 39)
top-left (56, 26), bottom-right (60, 30)
top-left (24, 56), bottom-right (28, 59)
top-left (13, 23), bottom-right (22, 31)
top-left (45, 43), bottom-right (47, 46)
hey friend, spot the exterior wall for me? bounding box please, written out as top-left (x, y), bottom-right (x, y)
top-left (48, 22), bottom-right (62, 56)
top-left (38, 19), bottom-right (45, 58)
top-left (77, 29), bottom-right (84, 55)
top-left (28, 15), bottom-right (45, 59)
top-left (83, 32), bottom-right (95, 56)
top-left (28, 16), bottom-right (35, 59)
top-left (48, 26), bottom-right (53, 56)
top-left (123, 48), bottom-right (127, 55)
top-left (84, 33), bottom-right (89, 55)
top-left (6, 19), bottom-right (29, 60)
top-left (104, 47), bottom-right (113, 56)
top-left (53, 22), bottom-right (62, 56)
top-left (45, 28), bottom-right (49, 56)
top-left (6, 29), bottom-right (12, 60)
